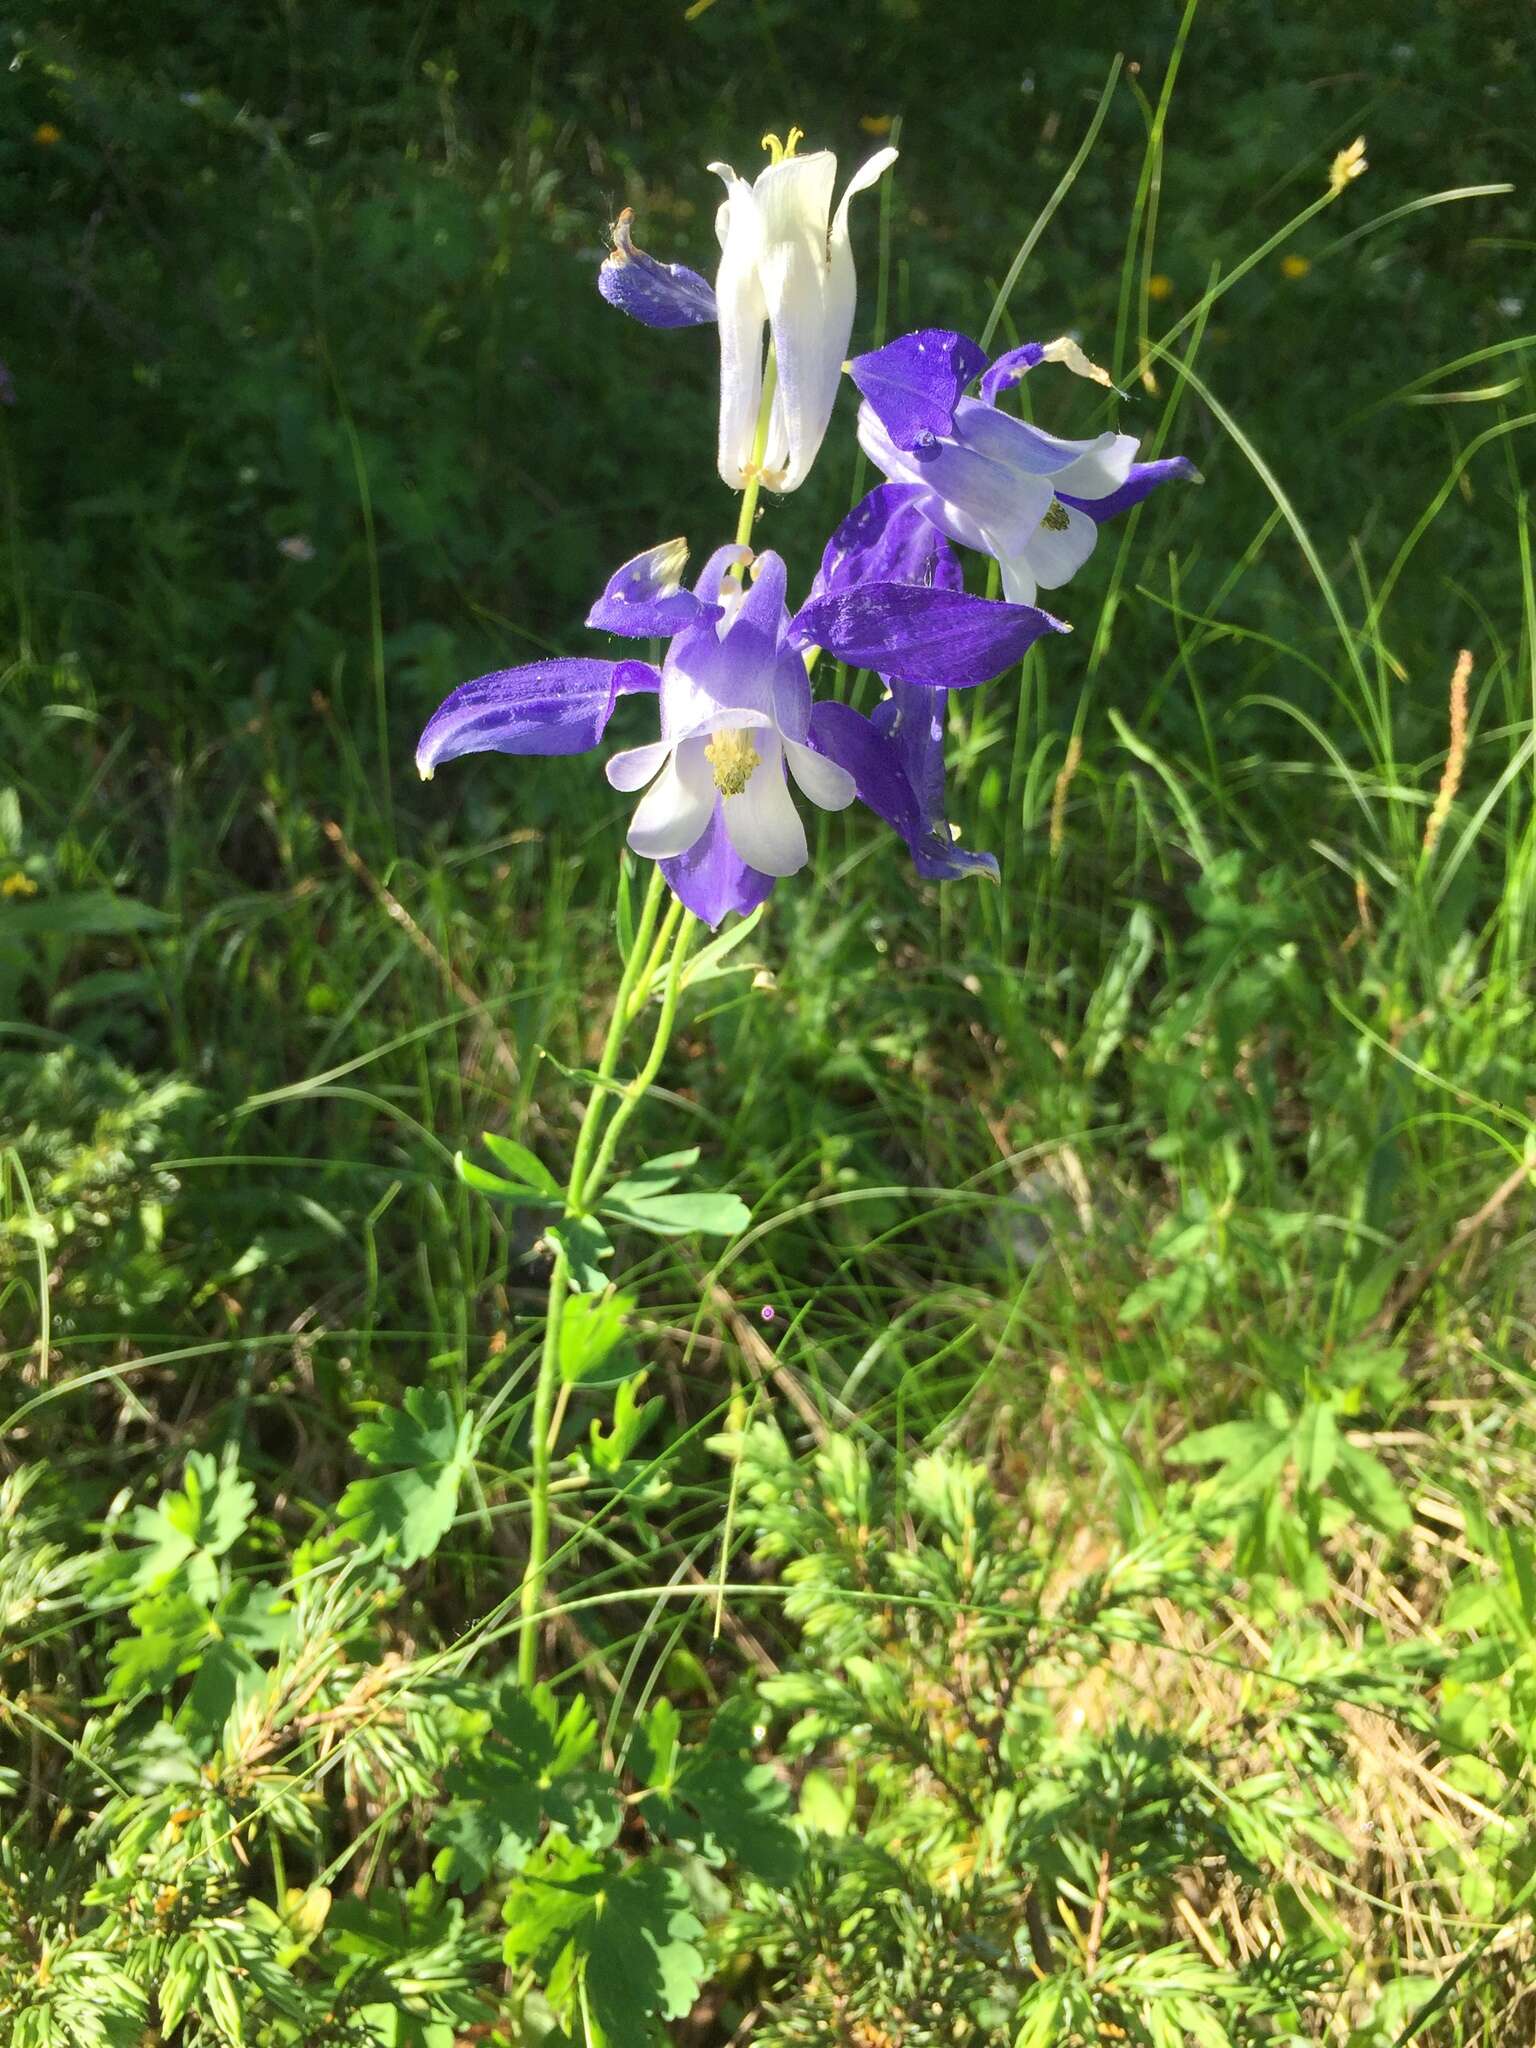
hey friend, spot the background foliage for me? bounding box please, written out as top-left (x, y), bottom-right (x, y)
top-left (3, 0), bottom-right (1535, 2041)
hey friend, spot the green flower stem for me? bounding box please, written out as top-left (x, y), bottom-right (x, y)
top-left (733, 345), bottom-right (778, 551)
top-left (517, 869), bottom-right (696, 1686)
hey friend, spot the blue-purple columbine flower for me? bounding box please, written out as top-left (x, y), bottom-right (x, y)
top-left (416, 533), bottom-right (1066, 925)
top-left (847, 328), bottom-right (1199, 605)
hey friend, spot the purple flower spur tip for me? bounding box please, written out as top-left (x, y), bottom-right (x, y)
top-left (586, 539), bottom-right (721, 639)
top-left (846, 329), bottom-right (988, 450)
top-left (1059, 454), bottom-right (1202, 524)
top-left (598, 209), bottom-right (719, 329)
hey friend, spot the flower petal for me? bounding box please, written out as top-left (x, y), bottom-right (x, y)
top-left (660, 801), bottom-right (775, 928)
top-left (808, 696), bottom-right (996, 881)
top-left (847, 328), bottom-right (988, 450)
top-left (416, 659), bottom-right (627, 777)
top-left (598, 211), bottom-right (719, 329)
top-left (1059, 454), bottom-right (1201, 524)
top-left (978, 341), bottom-right (1048, 407)
top-left (1019, 502), bottom-right (1099, 590)
top-left (791, 582), bottom-right (1069, 689)
top-left (605, 737), bottom-right (673, 793)
top-left (720, 738), bottom-right (807, 875)
top-left (709, 164), bottom-right (769, 490)
top-left (626, 737), bottom-right (717, 859)
top-left (760, 146), bottom-right (896, 493)
top-left (783, 735), bottom-right (856, 812)
top-left (809, 483), bottom-right (965, 604)
top-left (586, 539), bottom-right (719, 639)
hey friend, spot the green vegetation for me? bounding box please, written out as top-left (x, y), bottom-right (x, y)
top-left (3, 2), bottom-right (1535, 2041)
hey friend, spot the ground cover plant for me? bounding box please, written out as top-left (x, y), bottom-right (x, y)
top-left (3, 1), bottom-right (1536, 2042)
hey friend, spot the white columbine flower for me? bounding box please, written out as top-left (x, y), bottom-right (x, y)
top-left (709, 132), bottom-right (897, 496)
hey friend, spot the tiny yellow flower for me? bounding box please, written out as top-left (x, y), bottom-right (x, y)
top-left (33, 122), bottom-right (62, 147)
top-left (1280, 253), bottom-right (1311, 281)
top-left (1329, 135), bottom-right (1368, 195)
top-left (859, 115), bottom-right (894, 137)
top-left (1, 872), bottom-right (38, 898)
top-left (1146, 273), bottom-right (1174, 302)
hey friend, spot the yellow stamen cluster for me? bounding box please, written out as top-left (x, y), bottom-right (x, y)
top-left (1329, 136), bottom-right (1368, 195)
top-left (706, 728), bottom-right (761, 797)
top-left (760, 127), bottom-right (805, 165)
top-left (1042, 501), bottom-right (1071, 533)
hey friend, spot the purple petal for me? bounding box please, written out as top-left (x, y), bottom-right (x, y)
top-left (416, 658), bottom-right (642, 777)
top-left (846, 329), bottom-right (988, 450)
top-left (660, 801), bottom-right (775, 927)
top-left (809, 484), bottom-right (965, 605)
top-left (978, 342), bottom-right (1048, 407)
top-left (810, 698), bottom-right (996, 882)
top-left (1059, 455), bottom-right (1200, 524)
top-left (585, 539), bottom-right (720, 639)
top-left (791, 583), bottom-right (1068, 689)
top-left (597, 209), bottom-right (718, 330)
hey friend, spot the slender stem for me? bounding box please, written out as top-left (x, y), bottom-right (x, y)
top-left (519, 1242), bottom-right (569, 1686)
top-left (516, 872), bottom-right (696, 1685)
top-left (581, 911), bottom-right (699, 1209)
top-left (733, 346), bottom-right (779, 550)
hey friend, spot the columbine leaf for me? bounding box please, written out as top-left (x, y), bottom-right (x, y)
top-left (107, 1451), bottom-right (255, 1603)
top-left (599, 1189), bottom-right (751, 1240)
top-left (559, 1290), bottom-right (638, 1387)
top-left (550, 1214), bottom-right (613, 1293)
top-left (481, 1132), bottom-right (561, 1196)
top-left (590, 1374), bottom-right (666, 1474)
top-left (339, 1388), bottom-right (478, 1565)
top-left (431, 1685), bottom-right (615, 1889)
top-left (503, 1838), bottom-right (705, 2048)
top-left (456, 1152), bottom-right (558, 1207)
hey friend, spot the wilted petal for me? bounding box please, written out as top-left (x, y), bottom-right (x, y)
top-left (791, 581), bottom-right (1068, 688)
top-left (660, 801), bottom-right (775, 927)
top-left (847, 328), bottom-right (987, 450)
top-left (586, 538), bottom-right (719, 639)
top-left (416, 658), bottom-right (633, 777)
top-left (1059, 454), bottom-right (1201, 524)
top-left (810, 483), bottom-right (965, 604)
top-left (598, 210), bottom-right (718, 328)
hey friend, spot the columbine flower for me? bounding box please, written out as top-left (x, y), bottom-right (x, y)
top-left (596, 132), bottom-right (897, 497)
top-left (847, 327), bottom-right (1198, 604)
top-left (417, 531), bottom-right (1062, 924)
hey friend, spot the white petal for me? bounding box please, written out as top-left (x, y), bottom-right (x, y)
top-left (709, 164), bottom-right (769, 490)
top-left (1047, 431), bottom-right (1138, 502)
top-left (720, 739), bottom-right (807, 875)
top-left (605, 738), bottom-right (673, 793)
top-left (626, 739), bottom-right (716, 859)
top-left (761, 149), bottom-right (894, 494)
top-left (784, 737), bottom-right (856, 812)
top-left (999, 553), bottom-right (1039, 607)
top-left (1021, 505), bottom-right (1099, 591)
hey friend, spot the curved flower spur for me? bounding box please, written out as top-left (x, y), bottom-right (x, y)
top-left (415, 536), bottom-right (1064, 924)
